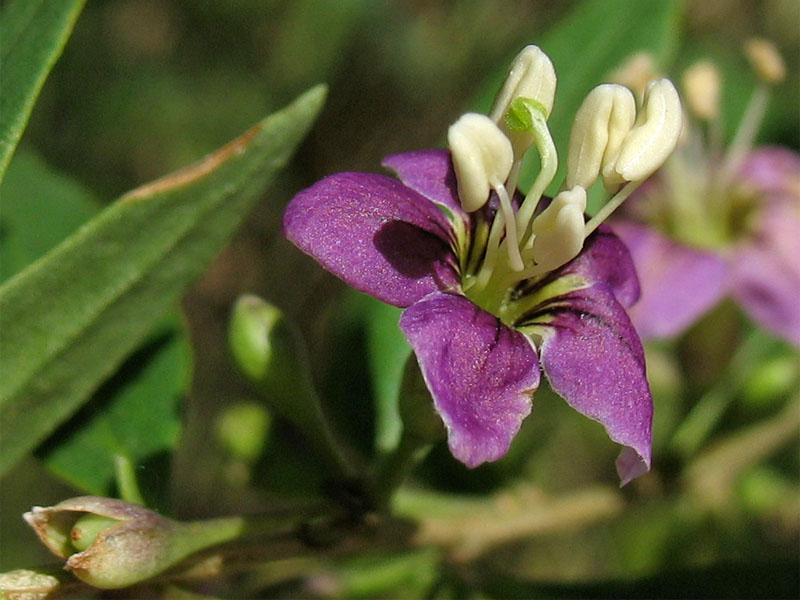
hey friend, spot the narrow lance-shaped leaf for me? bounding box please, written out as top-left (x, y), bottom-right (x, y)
top-left (0, 0), bottom-right (86, 182)
top-left (0, 85), bottom-right (327, 476)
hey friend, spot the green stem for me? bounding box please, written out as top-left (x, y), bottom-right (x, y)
top-left (113, 455), bottom-right (146, 505)
top-left (370, 433), bottom-right (433, 511)
top-left (670, 328), bottom-right (780, 459)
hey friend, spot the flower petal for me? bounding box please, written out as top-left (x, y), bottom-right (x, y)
top-left (737, 147), bottom-right (800, 206)
top-left (283, 172), bottom-right (460, 307)
top-left (533, 283), bottom-right (653, 485)
top-left (399, 291), bottom-right (539, 468)
top-left (560, 225), bottom-right (641, 308)
top-left (382, 150), bottom-right (467, 218)
top-left (732, 204), bottom-right (800, 347)
top-left (611, 220), bottom-right (729, 340)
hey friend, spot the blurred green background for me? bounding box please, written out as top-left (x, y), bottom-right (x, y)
top-left (2, 0), bottom-right (798, 597)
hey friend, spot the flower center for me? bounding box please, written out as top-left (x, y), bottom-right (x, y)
top-left (446, 45), bottom-right (683, 321)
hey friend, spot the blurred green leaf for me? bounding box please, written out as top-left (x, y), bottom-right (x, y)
top-left (0, 0), bottom-right (85, 182)
top-left (471, 0), bottom-right (680, 194)
top-left (362, 294), bottom-right (409, 453)
top-left (38, 323), bottom-right (190, 495)
top-left (0, 150), bottom-right (99, 282)
top-left (0, 85), bottom-right (327, 476)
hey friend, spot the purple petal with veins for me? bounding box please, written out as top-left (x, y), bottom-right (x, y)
top-left (283, 172), bottom-right (460, 307)
top-left (399, 291), bottom-right (539, 468)
top-left (559, 225), bottom-right (642, 309)
top-left (382, 150), bottom-right (467, 219)
top-left (534, 283), bottom-right (652, 485)
top-left (611, 221), bottom-right (729, 340)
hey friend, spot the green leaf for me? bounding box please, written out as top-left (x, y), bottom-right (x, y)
top-left (363, 296), bottom-right (409, 453)
top-left (0, 0), bottom-right (86, 182)
top-left (0, 85), bottom-right (327, 476)
top-left (38, 322), bottom-right (190, 495)
top-left (0, 150), bottom-right (100, 282)
top-left (471, 0), bottom-right (680, 194)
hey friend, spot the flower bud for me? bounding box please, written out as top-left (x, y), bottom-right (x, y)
top-left (744, 38), bottom-right (786, 84)
top-left (0, 569), bottom-right (60, 599)
top-left (447, 113), bottom-right (514, 212)
top-left (229, 294), bottom-right (352, 475)
top-left (566, 84), bottom-right (636, 190)
top-left (529, 186), bottom-right (587, 272)
top-left (606, 78), bottom-right (682, 186)
top-left (682, 60), bottom-right (721, 120)
top-left (23, 497), bottom-right (243, 589)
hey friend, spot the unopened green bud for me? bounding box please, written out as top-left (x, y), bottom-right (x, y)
top-left (229, 294), bottom-right (352, 476)
top-left (70, 514), bottom-right (119, 552)
top-left (24, 497), bottom-right (244, 589)
top-left (215, 400), bottom-right (271, 463)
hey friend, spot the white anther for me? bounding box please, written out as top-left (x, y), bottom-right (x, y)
top-left (490, 45), bottom-right (557, 123)
top-left (682, 60), bottom-right (721, 120)
top-left (744, 38), bottom-right (786, 84)
top-left (566, 84), bottom-right (636, 190)
top-left (448, 113), bottom-right (514, 212)
top-left (529, 186), bottom-right (587, 272)
top-left (608, 78), bottom-right (682, 185)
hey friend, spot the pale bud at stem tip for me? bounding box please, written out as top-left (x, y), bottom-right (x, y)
top-left (745, 38), bottom-right (786, 84)
top-left (448, 113), bottom-right (513, 212)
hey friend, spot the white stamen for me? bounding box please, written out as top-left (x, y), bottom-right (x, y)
top-left (490, 45), bottom-right (557, 122)
top-left (682, 60), bottom-right (721, 121)
top-left (448, 113), bottom-right (514, 212)
top-left (608, 78), bottom-right (683, 185)
top-left (528, 186), bottom-right (587, 273)
top-left (566, 84), bottom-right (636, 190)
top-left (493, 182), bottom-right (525, 272)
top-left (744, 38), bottom-right (786, 85)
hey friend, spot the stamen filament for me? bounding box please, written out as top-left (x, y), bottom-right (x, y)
top-left (719, 83), bottom-right (769, 185)
top-left (583, 180), bottom-right (644, 237)
top-left (493, 182), bottom-right (525, 271)
top-left (474, 203), bottom-right (507, 289)
top-left (516, 110), bottom-right (558, 241)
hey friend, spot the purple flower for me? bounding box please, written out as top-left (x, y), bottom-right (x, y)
top-left (605, 45), bottom-right (800, 346)
top-left (283, 150), bottom-right (652, 484)
top-left (614, 148), bottom-right (800, 346)
top-left (282, 46), bottom-right (677, 484)
top-left (609, 47), bottom-right (800, 347)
